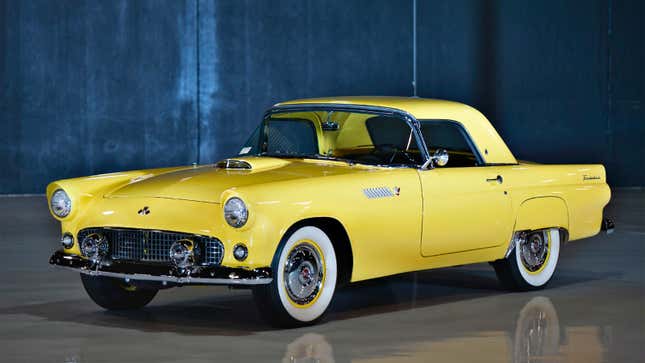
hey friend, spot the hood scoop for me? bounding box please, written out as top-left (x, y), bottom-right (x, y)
top-left (213, 156), bottom-right (291, 172)
top-left (215, 159), bottom-right (252, 170)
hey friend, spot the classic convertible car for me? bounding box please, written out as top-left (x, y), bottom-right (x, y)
top-left (48, 97), bottom-right (612, 326)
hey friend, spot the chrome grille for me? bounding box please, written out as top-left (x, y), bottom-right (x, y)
top-left (77, 228), bottom-right (224, 266)
top-left (204, 239), bottom-right (223, 265)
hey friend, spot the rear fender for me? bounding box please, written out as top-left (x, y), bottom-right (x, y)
top-left (515, 197), bottom-right (569, 232)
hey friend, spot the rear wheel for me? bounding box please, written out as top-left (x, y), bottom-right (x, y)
top-left (80, 274), bottom-right (158, 310)
top-left (253, 226), bottom-right (337, 328)
top-left (492, 228), bottom-right (561, 291)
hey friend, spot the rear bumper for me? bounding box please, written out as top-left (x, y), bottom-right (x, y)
top-left (49, 250), bottom-right (272, 286)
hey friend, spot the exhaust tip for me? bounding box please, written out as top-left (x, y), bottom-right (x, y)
top-left (601, 217), bottom-right (615, 234)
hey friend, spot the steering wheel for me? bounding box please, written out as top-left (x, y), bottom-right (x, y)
top-left (373, 144), bottom-right (415, 165)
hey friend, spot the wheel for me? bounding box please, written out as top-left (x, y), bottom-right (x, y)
top-left (492, 228), bottom-right (560, 291)
top-left (253, 226), bottom-right (338, 328)
top-left (80, 274), bottom-right (158, 310)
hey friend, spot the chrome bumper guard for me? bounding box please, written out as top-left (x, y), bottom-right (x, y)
top-left (49, 250), bottom-right (272, 286)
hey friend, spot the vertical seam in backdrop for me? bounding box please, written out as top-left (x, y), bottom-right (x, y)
top-left (412, 0), bottom-right (417, 97)
top-left (195, 0), bottom-right (201, 164)
top-left (606, 0), bottom-right (613, 163)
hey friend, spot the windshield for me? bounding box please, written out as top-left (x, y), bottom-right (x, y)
top-left (238, 110), bottom-right (425, 167)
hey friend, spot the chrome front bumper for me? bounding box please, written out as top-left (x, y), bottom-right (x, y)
top-left (49, 250), bottom-right (272, 286)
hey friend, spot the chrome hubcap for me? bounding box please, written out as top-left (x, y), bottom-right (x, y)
top-left (519, 232), bottom-right (549, 272)
top-left (284, 243), bottom-right (323, 305)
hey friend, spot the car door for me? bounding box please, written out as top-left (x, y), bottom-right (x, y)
top-left (417, 121), bottom-right (513, 256)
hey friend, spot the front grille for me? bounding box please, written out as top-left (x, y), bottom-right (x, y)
top-left (77, 228), bottom-right (224, 266)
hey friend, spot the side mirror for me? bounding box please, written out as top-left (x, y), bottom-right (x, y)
top-left (422, 149), bottom-right (449, 169)
top-left (433, 149), bottom-right (449, 167)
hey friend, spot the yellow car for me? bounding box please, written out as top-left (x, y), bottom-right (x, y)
top-left (48, 97), bottom-right (612, 327)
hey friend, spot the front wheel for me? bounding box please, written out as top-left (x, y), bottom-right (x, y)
top-left (80, 274), bottom-right (158, 310)
top-left (492, 228), bottom-right (561, 291)
top-left (253, 226), bottom-right (338, 328)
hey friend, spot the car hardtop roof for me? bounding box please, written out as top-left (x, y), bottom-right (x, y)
top-left (274, 96), bottom-right (477, 120)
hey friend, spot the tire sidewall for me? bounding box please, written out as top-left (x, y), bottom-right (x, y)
top-left (274, 226), bottom-right (337, 323)
top-left (515, 228), bottom-right (560, 287)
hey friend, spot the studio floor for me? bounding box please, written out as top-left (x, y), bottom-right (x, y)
top-left (0, 190), bottom-right (643, 362)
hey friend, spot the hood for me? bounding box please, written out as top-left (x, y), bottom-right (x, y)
top-left (105, 156), bottom-right (361, 203)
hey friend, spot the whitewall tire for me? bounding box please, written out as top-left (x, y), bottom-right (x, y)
top-left (253, 226), bottom-right (337, 327)
top-left (492, 228), bottom-right (561, 291)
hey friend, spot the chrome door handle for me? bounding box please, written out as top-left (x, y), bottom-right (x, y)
top-left (486, 175), bottom-right (503, 184)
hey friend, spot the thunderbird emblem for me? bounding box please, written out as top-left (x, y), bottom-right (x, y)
top-left (137, 206), bottom-right (150, 215)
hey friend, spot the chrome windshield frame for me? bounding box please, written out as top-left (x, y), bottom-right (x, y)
top-left (263, 103), bottom-right (431, 169)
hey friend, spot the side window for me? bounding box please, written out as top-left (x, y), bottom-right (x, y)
top-left (362, 116), bottom-right (424, 166)
top-left (420, 121), bottom-right (480, 167)
top-left (365, 116), bottom-right (414, 148)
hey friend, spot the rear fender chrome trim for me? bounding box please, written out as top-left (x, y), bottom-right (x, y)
top-left (504, 232), bottom-right (524, 258)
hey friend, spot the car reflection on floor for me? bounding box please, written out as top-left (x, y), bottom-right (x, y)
top-left (280, 296), bottom-right (605, 363)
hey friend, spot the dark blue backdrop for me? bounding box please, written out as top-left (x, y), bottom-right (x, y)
top-left (1, 0), bottom-right (643, 193)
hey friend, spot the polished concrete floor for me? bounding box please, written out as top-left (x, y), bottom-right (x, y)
top-left (0, 191), bottom-right (643, 362)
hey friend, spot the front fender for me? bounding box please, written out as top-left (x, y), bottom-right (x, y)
top-left (216, 190), bottom-right (346, 269)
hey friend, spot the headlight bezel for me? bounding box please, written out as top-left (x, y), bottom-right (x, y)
top-left (50, 189), bottom-right (72, 218)
top-left (224, 197), bottom-right (249, 228)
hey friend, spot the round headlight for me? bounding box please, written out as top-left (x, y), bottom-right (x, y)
top-left (224, 197), bottom-right (248, 228)
top-left (50, 189), bottom-right (72, 218)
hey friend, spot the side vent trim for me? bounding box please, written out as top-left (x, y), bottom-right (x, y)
top-left (363, 187), bottom-right (395, 199)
